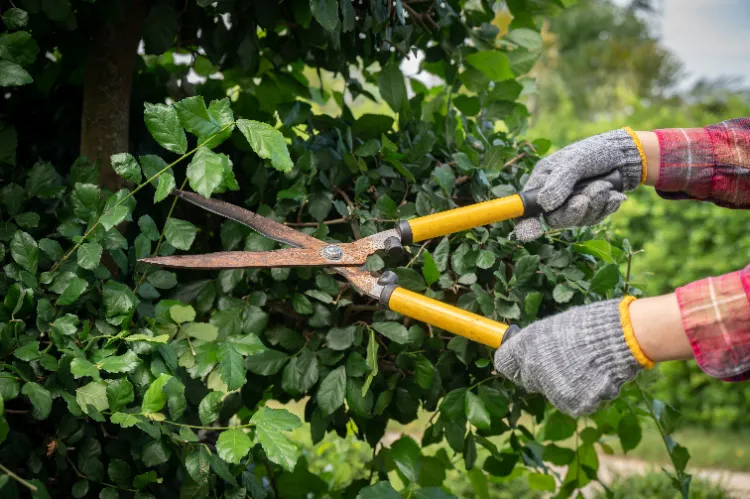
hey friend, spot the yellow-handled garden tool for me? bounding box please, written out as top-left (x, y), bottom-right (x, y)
top-left (140, 170), bottom-right (623, 349)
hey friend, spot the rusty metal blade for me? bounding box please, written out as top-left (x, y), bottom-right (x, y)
top-left (140, 246), bottom-right (372, 269)
top-left (174, 190), bottom-right (322, 248)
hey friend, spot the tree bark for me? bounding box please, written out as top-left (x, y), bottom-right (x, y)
top-left (81, 0), bottom-right (147, 192)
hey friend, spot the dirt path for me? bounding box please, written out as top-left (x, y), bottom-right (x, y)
top-left (381, 431), bottom-right (750, 498)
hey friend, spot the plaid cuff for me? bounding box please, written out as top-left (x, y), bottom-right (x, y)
top-left (675, 266), bottom-right (750, 381)
top-left (655, 119), bottom-right (750, 208)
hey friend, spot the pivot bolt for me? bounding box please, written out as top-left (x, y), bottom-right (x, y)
top-left (321, 245), bottom-right (344, 261)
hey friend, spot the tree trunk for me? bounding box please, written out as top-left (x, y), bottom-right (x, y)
top-left (81, 0), bottom-right (147, 192)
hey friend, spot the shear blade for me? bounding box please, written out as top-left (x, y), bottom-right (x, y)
top-left (140, 247), bottom-right (369, 269)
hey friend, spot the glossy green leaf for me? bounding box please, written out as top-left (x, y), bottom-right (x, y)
top-left (164, 218), bottom-right (197, 250)
top-left (144, 103), bottom-right (187, 154)
top-left (236, 120), bottom-right (293, 172)
top-left (216, 428), bottom-right (253, 464)
top-left (317, 366), bottom-right (346, 416)
top-left (141, 374), bottom-right (173, 414)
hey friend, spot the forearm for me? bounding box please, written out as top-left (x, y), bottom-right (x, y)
top-left (630, 293), bottom-right (692, 362)
top-left (634, 131), bottom-right (661, 187)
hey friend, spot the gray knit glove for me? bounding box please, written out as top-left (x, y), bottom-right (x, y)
top-left (515, 129), bottom-right (643, 241)
top-left (493, 299), bottom-right (642, 416)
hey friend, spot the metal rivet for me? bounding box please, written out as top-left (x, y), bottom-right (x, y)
top-left (321, 245), bottom-right (344, 261)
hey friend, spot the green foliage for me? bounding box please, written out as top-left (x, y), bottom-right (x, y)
top-left (0, 0), bottom-right (695, 497)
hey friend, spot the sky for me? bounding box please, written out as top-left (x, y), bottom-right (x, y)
top-left (620, 0), bottom-right (750, 88)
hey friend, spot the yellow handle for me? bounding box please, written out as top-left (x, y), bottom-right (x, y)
top-left (405, 194), bottom-right (525, 243)
top-left (387, 287), bottom-right (509, 348)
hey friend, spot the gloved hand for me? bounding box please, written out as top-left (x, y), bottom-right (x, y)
top-left (493, 298), bottom-right (652, 416)
top-left (515, 129), bottom-right (645, 242)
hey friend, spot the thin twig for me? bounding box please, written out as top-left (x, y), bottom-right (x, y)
top-left (0, 463), bottom-right (37, 492)
top-left (503, 152), bottom-right (527, 169)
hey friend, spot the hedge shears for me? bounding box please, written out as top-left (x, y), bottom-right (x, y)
top-left (141, 170), bottom-right (622, 349)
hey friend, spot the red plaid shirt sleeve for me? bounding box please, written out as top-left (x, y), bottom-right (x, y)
top-left (654, 118), bottom-right (750, 207)
top-left (657, 118), bottom-right (750, 381)
top-left (676, 266), bottom-right (750, 381)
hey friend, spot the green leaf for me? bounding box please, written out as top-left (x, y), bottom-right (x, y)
top-left (175, 96), bottom-right (219, 137)
top-left (0, 183), bottom-right (23, 215)
top-left (478, 385), bottom-right (508, 418)
top-left (440, 388), bottom-right (467, 421)
top-left (251, 407), bottom-right (302, 471)
top-left (357, 482), bottom-right (402, 499)
top-left (527, 473), bottom-right (556, 492)
top-left (617, 411), bottom-right (642, 453)
top-left (154, 173), bottom-right (176, 203)
top-left (138, 215), bottom-right (161, 241)
top-left (372, 322), bottom-right (409, 344)
top-left (524, 291), bottom-right (543, 321)
top-left (164, 218), bottom-right (197, 250)
top-left (467, 467), bottom-right (489, 498)
top-left (353, 114), bottom-right (394, 139)
top-left (170, 304), bottom-right (196, 324)
top-left (552, 283), bottom-right (575, 303)
top-left (544, 410), bottom-right (577, 441)
top-left (476, 250), bottom-right (496, 270)
top-left (422, 250), bottom-right (440, 286)
top-left (102, 282), bottom-right (138, 318)
top-left (2, 8), bottom-right (29, 29)
top-left (453, 95), bottom-right (481, 115)
top-left (106, 378), bottom-right (134, 412)
top-left (182, 322), bottom-right (219, 341)
top-left (110, 153), bottom-right (142, 183)
top-left (507, 28), bottom-right (543, 51)
top-left (465, 391), bottom-right (491, 430)
top-left (378, 61), bottom-right (407, 113)
top-left (15, 212), bottom-right (39, 228)
top-left (216, 428), bottom-right (253, 464)
top-left (573, 240), bottom-right (623, 264)
top-left (513, 254), bottom-right (540, 282)
top-left (142, 439), bottom-right (171, 467)
top-left (100, 206), bottom-right (129, 231)
top-left (144, 102), bottom-right (187, 154)
top-left (77, 242), bottom-right (103, 270)
top-left (218, 342), bottom-right (246, 391)
top-left (245, 349), bottom-right (289, 375)
top-left (141, 373), bottom-right (173, 414)
top-left (310, 0), bottom-right (339, 32)
top-left (282, 348), bottom-right (319, 395)
top-left (236, 120), bottom-right (293, 172)
top-left (0, 61), bottom-right (32, 87)
top-left (391, 436), bottom-right (421, 483)
top-left (0, 33), bottom-right (37, 66)
top-left (108, 459), bottom-right (131, 488)
top-left (14, 341), bottom-right (40, 361)
top-left (590, 263), bottom-right (620, 295)
top-left (393, 267), bottom-right (426, 291)
top-left (148, 270), bottom-right (177, 289)
top-left (198, 391), bottom-right (223, 425)
top-left (414, 356), bottom-right (435, 390)
top-left (22, 382), bottom-right (52, 419)
top-left (413, 489), bottom-right (455, 499)
top-left (75, 381), bottom-right (109, 413)
top-left (326, 326), bottom-right (355, 351)
top-left (465, 51), bottom-right (513, 82)
top-left (291, 293), bottom-right (313, 315)
top-left (11, 230), bottom-right (38, 274)
top-left (98, 350), bottom-right (140, 374)
top-left (133, 470), bottom-right (161, 489)
top-left (317, 366), bottom-right (346, 416)
top-left (187, 147), bottom-right (225, 198)
top-left (185, 448), bottom-right (210, 483)
top-left (71, 358), bottom-right (100, 380)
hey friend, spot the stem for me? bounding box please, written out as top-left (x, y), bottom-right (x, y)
top-left (51, 123), bottom-right (235, 273)
top-left (0, 463), bottom-right (37, 493)
top-left (624, 250), bottom-right (633, 294)
top-left (158, 418), bottom-right (254, 431)
top-left (636, 381), bottom-right (689, 498)
top-left (135, 176), bottom-right (189, 290)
